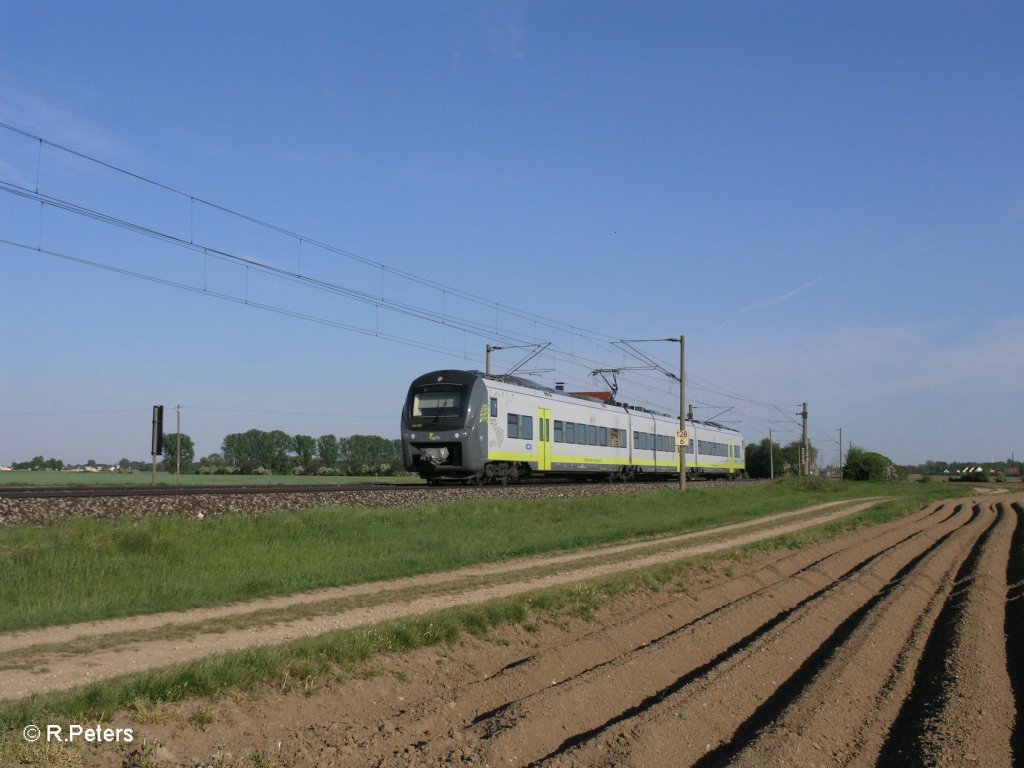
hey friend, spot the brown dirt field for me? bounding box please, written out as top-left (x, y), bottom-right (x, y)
top-left (10, 494), bottom-right (1024, 768)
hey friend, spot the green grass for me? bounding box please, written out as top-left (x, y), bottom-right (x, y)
top-left (0, 479), bottom-right (967, 633)
top-left (0, 470), bottom-right (421, 487)
top-left (0, 484), bottom-right (960, 733)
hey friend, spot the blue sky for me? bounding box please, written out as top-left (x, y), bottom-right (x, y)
top-left (1, 0), bottom-right (1021, 467)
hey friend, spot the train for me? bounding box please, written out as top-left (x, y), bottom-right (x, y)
top-left (401, 369), bottom-right (745, 484)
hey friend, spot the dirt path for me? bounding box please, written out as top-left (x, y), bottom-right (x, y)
top-left (1, 498), bottom-right (881, 700)
top-left (64, 492), bottom-right (1021, 768)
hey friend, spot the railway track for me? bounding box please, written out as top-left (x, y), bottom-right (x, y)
top-left (0, 477), bottom-right (756, 501)
top-left (0, 478), bottom-right (759, 526)
top-left (0, 482), bottom-right (423, 500)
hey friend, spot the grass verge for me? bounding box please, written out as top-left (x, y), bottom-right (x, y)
top-left (0, 487), bottom-right (952, 735)
top-left (0, 479), bottom-right (967, 633)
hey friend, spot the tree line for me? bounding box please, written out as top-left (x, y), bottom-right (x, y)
top-left (743, 438), bottom-right (905, 481)
top-left (742, 439), bottom-right (819, 479)
top-left (899, 458), bottom-right (1022, 476)
top-left (162, 430), bottom-right (404, 476)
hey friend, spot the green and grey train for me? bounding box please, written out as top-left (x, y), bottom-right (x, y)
top-left (401, 369), bottom-right (745, 484)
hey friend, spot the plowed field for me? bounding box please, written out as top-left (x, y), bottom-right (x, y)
top-left (31, 494), bottom-right (1024, 766)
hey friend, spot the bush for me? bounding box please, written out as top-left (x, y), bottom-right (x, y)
top-left (843, 446), bottom-right (903, 481)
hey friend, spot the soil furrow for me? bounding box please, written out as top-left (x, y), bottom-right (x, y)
top-left (876, 501), bottom-right (1016, 767)
top-left (1008, 501), bottom-right (1024, 766)
top-left (540, 504), bottom-right (988, 768)
top-left (700, 504), bottom-right (988, 766)
top-left (352, 501), bottom-right (947, 762)
top-left (435, 503), bottom-right (974, 767)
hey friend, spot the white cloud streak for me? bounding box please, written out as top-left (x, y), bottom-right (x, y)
top-left (717, 279), bottom-right (817, 329)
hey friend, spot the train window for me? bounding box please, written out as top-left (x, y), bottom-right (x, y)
top-left (633, 431), bottom-right (639, 450)
top-left (588, 425), bottom-right (597, 445)
top-left (599, 427), bottom-right (608, 446)
top-left (618, 429), bottom-right (627, 448)
top-left (507, 413), bottom-right (519, 439)
top-left (566, 423), bottom-right (575, 443)
top-left (573, 423), bottom-right (583, 445)
top-left (490, 398), bottom-right (498, 419)
top-left (554, 420), bottom-right (563, 443)
top-left (522, 415), bottom-right (534, 441)
top-left (610, 428), bottom-right (621, 448)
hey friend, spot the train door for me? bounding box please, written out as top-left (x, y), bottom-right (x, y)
top-left (538, 407), bottom-right (552, 471)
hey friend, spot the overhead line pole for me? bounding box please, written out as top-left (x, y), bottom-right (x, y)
top-left (176, 404), bottom-right (182, 487)
top-left (679, 334), bottom-right (686, 492)
top-left (612, 336), bottom-right (688, 490)
top-left (837, 427), bottom-right (843, 480)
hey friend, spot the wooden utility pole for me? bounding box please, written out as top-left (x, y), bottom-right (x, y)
top-left (800, 402), bottom-right (809, 476)
top-left (769, 428), bottom-right (775, 480)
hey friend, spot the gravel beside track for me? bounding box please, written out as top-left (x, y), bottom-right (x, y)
top-left (0, 480), bottom-right (751, 525)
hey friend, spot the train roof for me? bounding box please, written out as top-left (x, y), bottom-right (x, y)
top-left (468, 370), bottom-right (742, 435)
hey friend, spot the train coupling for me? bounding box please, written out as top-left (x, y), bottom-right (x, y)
top-left (420, 446), bottom-right (451, 466)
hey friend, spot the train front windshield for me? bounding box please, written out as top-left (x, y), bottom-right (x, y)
top-left (410, 386), bottom-right (464, 420)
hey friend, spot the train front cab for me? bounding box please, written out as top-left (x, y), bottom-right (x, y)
top-left (401, 370), bottom-right (488, 481)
